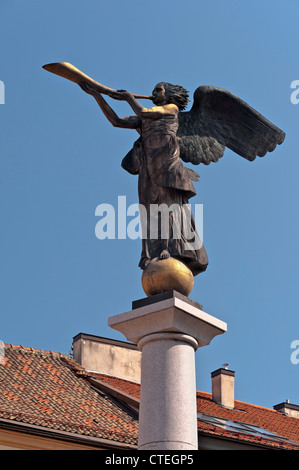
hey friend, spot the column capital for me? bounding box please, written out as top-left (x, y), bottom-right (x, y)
top-left (108, 290), bottom-right (227, 348)
top-left (138, 332), bottom-right (199, 351)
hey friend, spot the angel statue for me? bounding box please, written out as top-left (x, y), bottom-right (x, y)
top-left (43, 63), bottom-right (285, 296)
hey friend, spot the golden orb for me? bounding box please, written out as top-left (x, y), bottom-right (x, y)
top-left (141, 257), bottom-right (194, 297)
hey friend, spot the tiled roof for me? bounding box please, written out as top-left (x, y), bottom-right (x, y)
top-left (0, 344), bottom-right (138, 448)
top-left (96, 372), bottom-right (299, 450)
top-left (196, 391), bottom-right (299, 449)
top-left (2, 343), bottom-right (299, 450)
top-left (89, 372), bottom-right (141, 400)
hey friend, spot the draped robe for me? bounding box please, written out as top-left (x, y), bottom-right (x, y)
top-left (121, 114), bottom-right (209, 275)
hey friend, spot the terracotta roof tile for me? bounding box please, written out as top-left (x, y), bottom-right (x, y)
top-left (2, 343), bottom-right (299, 449)
top-left (88, 372), bottom-right (299, 449)
top-left (195, 391), bottom-right (299, 449)
top-left (0, 344), bottom-right (138, 446)
top-left (89, 372), bottom-right (141, 400)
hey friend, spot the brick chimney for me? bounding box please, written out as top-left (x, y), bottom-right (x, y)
top-left (273, 401), bottom-right (299, 419)
top-left (211, 368), bottom-right (235, 409)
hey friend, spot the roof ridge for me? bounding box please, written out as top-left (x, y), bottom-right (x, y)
top-left (3, 343), bottom-right (69, 358)
top-left (60, 355), bottom-right (94, 376)
top-left (233, 398), bottom-right (285, 414)
top-left (3, 343), bottom-right (94, 377)
top-left (90, 372), bottom-right (140, 386)
top-left (196, 390), bottom-right (291, 415)
top-left (197, 390), bottom-right (212, 397)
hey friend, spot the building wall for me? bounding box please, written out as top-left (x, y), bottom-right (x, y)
top-left (0, 428), bottom-right (105, 450)
top-left (72, 334), bottom-right (141, 382)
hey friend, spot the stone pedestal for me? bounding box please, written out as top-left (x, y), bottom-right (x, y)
top-left (108, 291), bottom-right (227, 450)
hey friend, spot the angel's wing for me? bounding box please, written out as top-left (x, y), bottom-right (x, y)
top-left (177, 86), bottom-right (285, 165)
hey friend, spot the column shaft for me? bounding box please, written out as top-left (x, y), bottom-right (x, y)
top-left (137, 333), bottom-right (198, 450)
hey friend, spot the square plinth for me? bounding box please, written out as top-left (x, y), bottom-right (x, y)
top-left (108, 290), bottom-right (227, 348)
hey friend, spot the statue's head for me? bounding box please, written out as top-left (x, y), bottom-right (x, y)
top-left (153, 82), bottom-right (189, 111)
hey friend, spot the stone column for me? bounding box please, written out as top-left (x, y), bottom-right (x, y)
top-left (108, 291), bottom-right (227, 451)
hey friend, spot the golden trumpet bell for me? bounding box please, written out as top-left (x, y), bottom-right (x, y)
top-left (141, 257), bottom-right (194, 297)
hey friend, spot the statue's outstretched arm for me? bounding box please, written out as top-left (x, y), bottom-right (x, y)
top-left (110, 90), bottom-right (177, 120)
top-left (79, 83), bottom-right (141, 130)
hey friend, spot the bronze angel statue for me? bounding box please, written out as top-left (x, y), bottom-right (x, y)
top-left (43, 63), bottom-right (286, 287)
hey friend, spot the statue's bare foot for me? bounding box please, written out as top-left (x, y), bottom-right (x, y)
top-left (159, 250), bottom-right (170, 260)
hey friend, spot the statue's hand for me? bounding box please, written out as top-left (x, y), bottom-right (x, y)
top-left (78, 82), bottom-right (97, 95)
top-left (109, 90), bottom-right (133, 101)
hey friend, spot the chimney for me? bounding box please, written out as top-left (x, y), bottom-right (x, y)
top-left (72, 333), bottom-right (141, 382)
top-left (211, 368), bottom-right (235, 409)
top-left (273, 401), bottom-right (299, 419)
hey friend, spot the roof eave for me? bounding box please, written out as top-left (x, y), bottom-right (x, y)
top-left (0, 418), bottom-right (137, 450)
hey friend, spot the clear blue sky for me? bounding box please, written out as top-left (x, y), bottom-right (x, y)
top-left (0, 0), bottom-right (298, 409)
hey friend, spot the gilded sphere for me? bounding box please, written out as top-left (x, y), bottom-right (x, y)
top-left (141, 257), bottom-right (194, 297)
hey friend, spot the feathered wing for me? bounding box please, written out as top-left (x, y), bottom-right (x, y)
top-left (177, 85), bottom-right (286, 165)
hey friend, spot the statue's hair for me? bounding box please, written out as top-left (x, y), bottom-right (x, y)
top-left (161, 82), bottom-right (189, 111)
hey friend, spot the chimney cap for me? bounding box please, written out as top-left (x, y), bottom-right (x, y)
top-left (274, 402), bottom-right (299, 412)
top-left (211, 368), bottom-right (235, 378)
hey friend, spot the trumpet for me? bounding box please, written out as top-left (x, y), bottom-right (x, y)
top-left (42, 62), bottom-right (152, 100)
